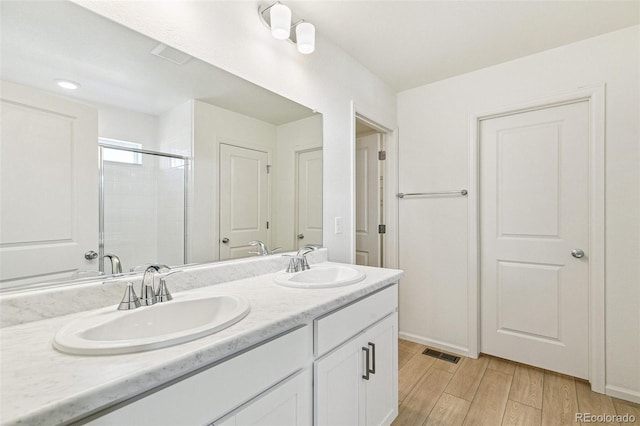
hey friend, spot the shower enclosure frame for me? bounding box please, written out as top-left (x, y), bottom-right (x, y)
top-left (98, 143), bottom-right (190, 274)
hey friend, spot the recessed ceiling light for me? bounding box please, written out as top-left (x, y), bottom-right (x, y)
top-left (56, 80), bottom-right (80, 90)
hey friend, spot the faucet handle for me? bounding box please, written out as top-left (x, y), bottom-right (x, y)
top-left (300, 255), bottom-right (311, 271)
top-left (270, 247), bottom-right (282, 254)
top-left (118, 282), bottom-right (141, 310)
top-left (155, 270), bottom-right (181, 302)
top-left (282, 255), bottom-right (300, 273)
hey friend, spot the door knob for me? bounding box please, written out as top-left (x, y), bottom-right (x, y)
top-left (571, 249), bottom-right (585, 258)
top-left (84, 250), bottom-right (98, 260)
top-left (221, 238), bottom-right (229, 244)
top-left (297, 234), bottom-right (304, 239)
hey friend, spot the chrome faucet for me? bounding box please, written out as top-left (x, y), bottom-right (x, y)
top-left (296, 246), bottom-right (317, 271)
top-left (139, 264), bottom-right (170, 306)
top-left (284, 246), bottom-right (318, 273)
top-left (249, 240), bottom-right (281, 256)
top-left (104, 254), bottom-right (122, 274)
top-left (249, 240), bottom-right (268, 256)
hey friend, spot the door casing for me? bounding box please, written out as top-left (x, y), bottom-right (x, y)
top-left (467, 85), bottom-right (605, 393)
top-left (351, 103), bottom-right (399, 270)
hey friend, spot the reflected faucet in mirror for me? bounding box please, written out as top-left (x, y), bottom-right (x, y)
top-left (248, 241), bottom-right (282, 256)
top-left (104, 254), bottom-right (122, 275)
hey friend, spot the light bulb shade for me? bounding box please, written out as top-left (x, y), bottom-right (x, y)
top-left (270, 4), bottom-right (291, 40)
top-left (296, 22), bottom-right (315, 54)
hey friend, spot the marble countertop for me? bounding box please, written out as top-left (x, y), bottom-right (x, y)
top-left (0, 262), bottom-right (403, 426)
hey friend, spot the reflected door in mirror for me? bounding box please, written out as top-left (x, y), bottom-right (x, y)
top-left (296, 148), bottom-right (322, 249)
top-left (219, 144), bottom-right (269, 260)
top-left (0, 82), bottom-right (99, 288)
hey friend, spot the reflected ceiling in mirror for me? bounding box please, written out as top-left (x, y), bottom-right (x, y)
top-left (0, 1), bottom-right (323, 292)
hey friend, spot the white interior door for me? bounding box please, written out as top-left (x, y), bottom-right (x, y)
top-left (219, 144), bottom-right (268, 260)
top-left (355, 134), bottom-right (381, 266)
top-left (0, 81), bottom-right (99, 288)
top-left (480, 101), bottom-right (590, 379)
top-left (296, 148), bottom-right (322, 249)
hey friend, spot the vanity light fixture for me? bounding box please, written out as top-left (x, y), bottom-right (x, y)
top-left (270, 2), bottom-right (291, 40)
top-left (56, 79), bottom-right (80, 90)
top-left (258, 2), bottom-right (316, 54)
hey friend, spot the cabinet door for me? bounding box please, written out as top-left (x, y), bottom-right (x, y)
top-left (315, 313), bottom-right (398, 426)
top-left (215, 369), bottom-right (311, 426)
top-left (362, 314), bottom-right (398, 426)
top-left (314, 335), bottom-right (365, 426)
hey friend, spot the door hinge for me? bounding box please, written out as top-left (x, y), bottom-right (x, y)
top-left (266, 221), bottom-right (270, 229)
top-left (378, 224), bottom-right (386, 234)
top-left (266, 165), bottom-right (271, 174)
top-left (378, 151), bottom-right (386, 161)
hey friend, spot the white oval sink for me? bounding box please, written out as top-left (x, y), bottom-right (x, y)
top-left (274, 264), bottom-right (365, 289)
top-left (53, 294), bottom-right (250, 355)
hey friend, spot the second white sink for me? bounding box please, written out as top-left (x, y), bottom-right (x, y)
top-left (53, 294), bottom-right (250, 355)
top-left (274, 264), bottom-right (366, 289)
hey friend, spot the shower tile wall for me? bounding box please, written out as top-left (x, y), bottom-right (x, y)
top-left (103, 154), bottom-right (186, 273)
top-left (103, 160), bottom-right (159, 273)
top-left (156, 157), bottom-right (185, 265)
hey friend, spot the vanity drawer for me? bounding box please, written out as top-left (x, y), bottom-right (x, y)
top-left (86, 326), bottom-right (312, 426)
top-left (314, 284), bottom-right (397, 357)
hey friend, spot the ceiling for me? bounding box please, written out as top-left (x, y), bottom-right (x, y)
top-left (0, 1), bottom-right (313, 124)
top-left (2, 1), bottom-right (637, 116)
top-left (289, 0), bottom-right (640, 92)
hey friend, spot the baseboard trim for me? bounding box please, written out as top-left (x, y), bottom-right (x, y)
top-left (606, 385), bottom-right (640, 404)
top-left (399, 332), bottom-right (470, 358)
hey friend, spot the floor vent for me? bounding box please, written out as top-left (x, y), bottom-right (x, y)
top-left (422, 348), bottom-right (460, 364)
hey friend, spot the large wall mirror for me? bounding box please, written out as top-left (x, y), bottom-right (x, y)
top-left (0, 1), bottom-right (323, 291)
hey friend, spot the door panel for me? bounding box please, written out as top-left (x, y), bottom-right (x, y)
top-left (0, 81), bottom-right (98, 287)
top-left (363, 315), bottom-right (398, 426)
top-left (219, 144), bottom-right (268, 260)
top-left (355, 134), bottom-right (380, 267)
top-left (314, 338), bottom-right (362, 426)
top-left (480, 101), bottom-right (589, 379)
top-left (296, 148), bottom-right (322, 248)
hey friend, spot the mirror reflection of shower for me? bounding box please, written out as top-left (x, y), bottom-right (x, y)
top-left (99, 140), bottom-right (188, 274)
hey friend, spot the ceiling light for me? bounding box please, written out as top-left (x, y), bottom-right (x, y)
top-left (258, 2), bottom-right (316, 54)
top-left (296, 22), bottom-right (315, 54)
top-left (56, 80), bottom-right (80, 90)
top-left (270, 3), bottom-right (291, 40)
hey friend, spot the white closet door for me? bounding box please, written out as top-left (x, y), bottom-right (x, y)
top-left (0, 81), bottom-right (98, 288)
top-left (355, 134), bottom-right (381, 266)
top-left (219, 143), bottom-right (268, 260)
top-left (480, 101), bottom-right (590, 379)
top-left (296, 148), bottom-right (323, 248)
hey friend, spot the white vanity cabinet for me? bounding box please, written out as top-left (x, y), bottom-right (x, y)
top-left (314, 285), bottom-right (398, 426)
top-left (213, 369), bottom-right (311, 426)
top-left (85, 326), bottom-right (312, 426)
top-left (83, 284), bottom-right (398, 426)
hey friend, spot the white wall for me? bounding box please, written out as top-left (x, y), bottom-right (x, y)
top-left (274, 115), bottom-right (323, 252)
top-left (74, 0), bottom-right (398, 263)
top-left (158, 101), bottom-right (192, 156)
top-left (97, 104), bottom-right (158, 149)
top-left (398, 26), bottom-right (639, 400)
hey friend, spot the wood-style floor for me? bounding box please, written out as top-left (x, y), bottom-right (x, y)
top-left (393, 339), bottom-right (640, 426)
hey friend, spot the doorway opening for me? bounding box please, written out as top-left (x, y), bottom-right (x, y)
top-left (355, 116), bottom-right (386, 267)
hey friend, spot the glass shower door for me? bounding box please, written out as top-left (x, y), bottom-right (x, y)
top-left (100, 144), bottom-right (187, 274)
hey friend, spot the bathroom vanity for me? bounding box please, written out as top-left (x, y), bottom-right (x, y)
top-left (0, 255), bottom-right (402, 426)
